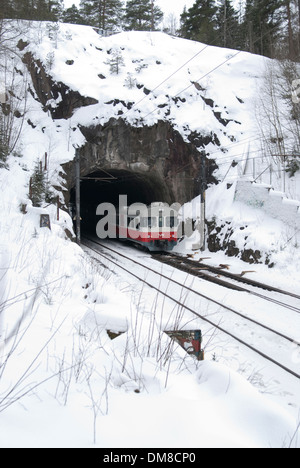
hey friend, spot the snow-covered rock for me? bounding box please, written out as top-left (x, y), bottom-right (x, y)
top-left (0, 21), bottom-right (299, 448)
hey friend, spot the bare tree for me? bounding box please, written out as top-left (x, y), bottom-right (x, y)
top-left (286, 0), bottom-right (296, 60)
top-left (0, 20), bottom-right (29, 163)
top-left (162, 13), bottom-right (178, 36)
top-left (256, 58), bottom-right (300, 190)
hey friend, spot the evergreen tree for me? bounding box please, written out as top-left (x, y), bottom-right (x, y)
top-left (242, 0), bottom-right (283, 57)
top-left (124, 0), bottom-right (163, 31)
top-left (281, 0), bottom-right (299, 61)
top-left (179, 0), bottom-right (218, 45)
top-left (30, 161), bottom-right (46, 207)
top-left (298, 0), bottom-right (300, 58)
top-left (1, 0), bottom-right (63, 21)
top-left (79, 0), bottom-right (124, 32)
top-left (0, 112), bottom-right (9, 167)
top-left (7, 0), bottom-right (29, 19)
top-left (105, 48), bottom-right (125, 74)
top-left (62, 4), bottom-right (85, 24)
top-left (0, 1), bottom-right (14, 19)
top-left (48, 0), bottom-right (64, 21)
top-left (215, 0), bottom-right (241, 49)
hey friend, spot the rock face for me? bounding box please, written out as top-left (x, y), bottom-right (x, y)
top-left (21, 51), bottom-right (218, 207)
top-left (62, 118), bottom-right (218, 206)
top-left (206, 218), bottom-right (274, 266)
top-left (22, 51), bottom-right (98, 119)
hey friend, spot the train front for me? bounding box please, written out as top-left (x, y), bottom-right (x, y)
top-left (123, 203), bottom-right (180, 252)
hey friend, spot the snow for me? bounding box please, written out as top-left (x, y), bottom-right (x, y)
top-left (0, 21), bottom-right (299, 448)
top-left (98, 361), bottom-right (296, 448)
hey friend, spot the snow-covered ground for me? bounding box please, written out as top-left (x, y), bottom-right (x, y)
top-left (0, 206), bottom-right (299, 448)
top-left (0, 198), bottom-right (299, 447)
top-left (0, 21), bottom-right (299, 448)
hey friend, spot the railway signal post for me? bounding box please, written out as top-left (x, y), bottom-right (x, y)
top-left (75, 147), bottom-right (81, 244)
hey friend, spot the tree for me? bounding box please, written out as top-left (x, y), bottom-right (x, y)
top-left (179, 0), bottom-right (218, 45)
top-left (0, 69), bottom-right (28, 162)
top-left (105, 48), bottom-right (125, 74)
top-left (279, 59), bottom-right (300, 153)
top-left (0, 113), bottom-right (9, 166)
top-left (0, 0), bottom-right (63, 21)
top-left (284, 0), bottom-right (294, 59)
top-left (30, 161), bottom-right (46, 207)
top-left (47, 0), bottom-right (64, 21)
top-left (124, 0), bottom-right (163, 31)
top-left (298, 0), bottom-right (300, 56)
top-left (62, 4), bottom-right (85, 24)
top-left (0, 20), bottom-right (29, 163)
top-left (215, 0), bottom-right (241, 49)
top-left (0, 1), bottom-right (15, 19)
top-left (79, 0), bottom-right (124, 32)
top-left (242, 0), bottom-right (283, 57)
top-left (256, 59), bottom-right (300, 184)
top-left (281, 0), bottom-right (300, 61)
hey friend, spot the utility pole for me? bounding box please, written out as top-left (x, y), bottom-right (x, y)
top-left (223, 0), bottom-right (227, 48)
top-left (151, 1), bottom-right (154, 31)
top-left (192, 154), bottom-right (207, 251)
top-left (283, 154), bottom-right (286, 194)
top-left (298, 0), bottom-right (300, 53)
top-left (200, 154), bottom-right (206, 252)
top-left (75, 147), bottom-right (81, 244)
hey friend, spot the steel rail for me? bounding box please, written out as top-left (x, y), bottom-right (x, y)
top-left (82, 238), bottom-right (300, 380)
top-left (155, 254), bottom-right (300, 313)
top-left (174, 254), bottom-right (300, 299)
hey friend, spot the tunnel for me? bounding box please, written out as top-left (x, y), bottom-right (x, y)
top-left (69, 168), bottom-right (175, 236)
top-left (62, 119), bottom-right (217, 239)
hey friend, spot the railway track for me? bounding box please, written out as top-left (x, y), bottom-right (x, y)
top-left (82, 237), bottom-right (300, 380)
top-left (153, 253), bottom-right (300, 314)
top-left (157, 253), bottom-right (300, 296)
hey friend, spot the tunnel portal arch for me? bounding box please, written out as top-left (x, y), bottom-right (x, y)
top-left (60, 119), bottom-right (218, 235)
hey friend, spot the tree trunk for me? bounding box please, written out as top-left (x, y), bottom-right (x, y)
top-left (298, 0), bottom-right (300, 54)
top-left (151, 1), bottom-right (154, 31)
top-left (286, 0), bottom-right (295, 60)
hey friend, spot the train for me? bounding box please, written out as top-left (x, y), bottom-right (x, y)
top-left (115, 202), bottom-right (179, 252)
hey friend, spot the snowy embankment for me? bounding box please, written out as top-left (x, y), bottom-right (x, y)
top-left (15, 20), bottom-right (300, 269)
top-left (0, 21), bottom-right (299, 447)
top-left (0, 188), bottom-right (298, 448)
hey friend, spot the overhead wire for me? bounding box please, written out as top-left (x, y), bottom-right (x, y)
top-left (76, 21), bottom-right (289, 190)
top-left (83, 14), bottom-right (253, 144)
top-left (118, 42), bottom-right (211, 121)
top-left (106, 20), bottom-right (282, 139)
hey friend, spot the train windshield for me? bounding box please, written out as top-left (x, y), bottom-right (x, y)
top-left (140, 217), bottom-right (157, 228)
top-left (166, 216), bottom-right (178, 228)
top-left (159, 214), bottom-right (164, 228)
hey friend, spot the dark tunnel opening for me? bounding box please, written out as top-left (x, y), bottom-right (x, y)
top-left (70, 169), bottom-right (174, 237)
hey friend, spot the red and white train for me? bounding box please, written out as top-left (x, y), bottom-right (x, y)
top-left (116, 202), bottom-right (179, 252)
